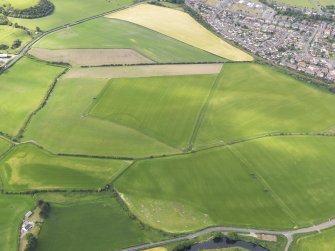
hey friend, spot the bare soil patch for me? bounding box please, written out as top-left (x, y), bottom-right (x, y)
top-left (29, 48), bottom-right (154, 66)
top-left (63, 64), bottom-right (223, 79)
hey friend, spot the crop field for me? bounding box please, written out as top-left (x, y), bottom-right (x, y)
top-left (33, 18), bottom-right (223, 63)
top-left (0, 0), bottom-right (39, 9)
top-left (0, 143), bottom-right (130, 191)
top-left (115, 136), bottom-right (335, 232)
top-left (3, 0), bottom-right (335, 247)
top-left (35, 194), bottom-right (165, 251)
top-left (195, 63), bottom-right (335, 147)
top-left (116, 144), bottom-right (293, 233)
top-left (29, 48), bottom-right (154, 66)
top-left (0, 195), bottom-right (34, 251)
top-left (273, 0), bottom-right (317, 8)
top-left (88, 75), bottom-right (216, 148)
top-left (274, 0), bottom-right (335, 8)
top-left (8, 0), bottom-right (134, 31)
top-left (291, 227), bottom-right (335, 251)
top-left (23, 78), bottom-right (176, 157)
top-left (108, 4), bottom-right (253, 61)
top-left (0, 138), bottom-right (11, 157)
top-left (319, 0), bottom-right (335, 6)
top-left (63, 64), bottom-right (223, 79)
top-left (0, 25), bottom-right (31, 53)
top-left (0, 57), bottom-right (64, 137)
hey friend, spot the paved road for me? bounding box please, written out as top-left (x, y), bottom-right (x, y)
top-left (0, 2), bottom-right (142, 74)
top-left (120, 219), bottom-right (335, 251)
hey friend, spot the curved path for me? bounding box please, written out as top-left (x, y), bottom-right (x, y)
top-left (120, 219), bottom-right (335, 251)
top-left (0, 1), bottom-right (143, 74)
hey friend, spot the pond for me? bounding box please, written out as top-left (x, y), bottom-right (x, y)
top-left (176, 236), bottom-right (269, 251)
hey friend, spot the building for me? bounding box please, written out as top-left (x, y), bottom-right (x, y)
top-left (25, 211), bottom-right (33, 219)
top-left (21, 221), bottom-right (34, 232)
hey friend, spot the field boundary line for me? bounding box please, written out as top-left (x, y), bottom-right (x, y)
top-left (187, 64), bottom-right (225, 150)
top-left (17, 132), bottom-right (335, 163)
top-left (227, 146), bottom-right (299, 226)
top-left (84, 113), bottom-right (181, 151)
top-left (106, 17), bottom-right (228, 63)
top-left (0, 1), bottom-right (151, 74)
top-left (14, 67), bottom-right (69, 141)
top-left (111, 161), bottom-right (137, 184)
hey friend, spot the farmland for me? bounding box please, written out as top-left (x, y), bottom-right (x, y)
top-left (0, 0), bottom-right (39, 9)
top-left (29, 48), bottom-right (154, 66)
top-left (2, 0), bottom-right (335, 250)
top-left (0, 57), bottom-right (64, 137)
top-left (273, 0), bottom-right (335, 8)
top-left (195, 63), bottom-right (335, 147)
top-left (0, 25), bottom-right (31, 53)
top-left (35, 194), bottom-right (166, 251)
top-left (63, 64), bottom-right (222, 79)
top-left (108, 4), bottom-right (253, 61)
top-left (32, 18), bottom-right (223, 63)
top-left (0, 138), bottom-right (11, 157)
top-left (291, 227), bottom-right (335, 251)
top-left (88, 75), bottom-right (217, 148)
top-left (116, 136), bottom-right (335, 232)
top-left (23, 78), bottom-right (176, 157)
top-left (0, 195), bottom-right (34, 251)
top-left (7, 0), bottom-right (134, 31)
top-left (0, 143), bottom-right (130, 192)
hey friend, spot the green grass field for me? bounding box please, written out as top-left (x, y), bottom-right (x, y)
top-left (290, 227), bottom-right (335, 251)
top-left (0, 195), bottom-right (34, 251)
top-left (0, 57), bottom-right (64, 137)
top-left (0, 25), bottom-right (32, 53)
top-left (33, 18), bottom-right (223, 63)
top-left (195, 63), bottom-right (335, 147)
top-left (23, 78), bottom-right (176, 157)
top-left (0, 0), bottom-right (39, 9)
top-left (273, 0), bottom-right (317, 8)
top-left (0, 138), bottom-right (11, 157)
top-left (8, 0), bottom-right (134, 31)
top-left (274, 0), bottom-right (335, 8)
top-left (0, 143), bottom-right (130, 191)
top-left (89, 75), bottom-right (216, 148)
top-left (115, 136), bottom-right (335, 232)
top-left (35, 194), bottom-right (165, 251)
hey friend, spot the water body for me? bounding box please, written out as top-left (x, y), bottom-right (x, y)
top-left (176, 237), bottom-right (269, 251)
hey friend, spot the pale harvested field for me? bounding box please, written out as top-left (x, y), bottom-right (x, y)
top-left (108, 4), bottom-right (253, 62)
top-left (63, 64), bottom-right (223, 79)
top-left (29, 48), bottom-right (153, 66)
top-left (144, 248), bottom-right (167, 251)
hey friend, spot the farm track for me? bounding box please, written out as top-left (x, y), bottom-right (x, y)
top-left (187, 64), bottom-right (224, 150)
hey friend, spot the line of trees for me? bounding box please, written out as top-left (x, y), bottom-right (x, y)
top-left (25, 233), bottom-right (38, 251)
top-left (1, 0), bottom-right (55, 19)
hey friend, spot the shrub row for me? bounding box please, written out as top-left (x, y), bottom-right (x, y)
top-left (3, 0), bottom-right (55, 19)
